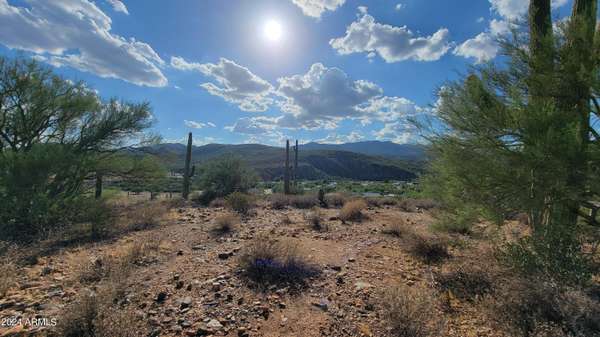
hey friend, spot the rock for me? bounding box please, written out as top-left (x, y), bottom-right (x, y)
top-left (311, 298), bottom-right (329, 311)
top-left (192, 245), bottom-right (203, 250)
top-left (354, 281), bottom-right (372, 291)
top-left (179, 296), bottom-right (192, 309)
top-left (177, 250), bottom-right (184, 256)
top-left (40, 266), bottom-right (53, 276)
top-left (329, 265), bottom-right (342, 271)
top-left (156, 292), bottom-right (167, 303)
top-left (218, 251), bottom-right (233, 259)
top-left (348, 257), bottom-right (356, 262)
top-left (237, 327), bottom-right (250, 337)
top-left (206, 319), bottom-right (223, 330)
top-left (195, 325), bottom-right (215, 336)
top-left (175, 280), bottom-right (184, 289)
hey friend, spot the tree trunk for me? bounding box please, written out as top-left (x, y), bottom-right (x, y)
top-left (95, 172), bottom-right (103, 199)
top-left (182, 132), bottom-right (193, 200)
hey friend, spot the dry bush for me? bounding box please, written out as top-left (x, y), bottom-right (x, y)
top-left (209, 197), bottom-right (227, 208)
top-left (339, 199), bottom-right (368, 222)
top-left (53, 287), bottom-right (141, 337)
top-left (398, 198), bottom-right (439, 213)
top-left (123, 201), bottom-right (168, 231)
top-left (381, 284), bottom-right (444, 337)
top-left (487, 279), bottom-right (600, 337)
top-left (212, 213), bottom-right (239, 234)
top-left (435, 265), bottom-right (492, 301)
top-left (382, 217), bottom-right (412, 237)
top-left (305, 208), bottom-right (326, 231)
top-left (226, 192), bottom-right (254, 215)
top-left (324, 193), bottom-right (347, 208)
top-left (238, 236), bottom-right (319, 289)
top-left (280, 214), bottom-right (293, 225)
top-left (289, 194), bottom-right (319, 209)
top-left (269, 193), bottom-right (291, 210)
top-left (0, 258), bottom-right (16, 297)
top-left (408, 234), bottom-right (450, 264)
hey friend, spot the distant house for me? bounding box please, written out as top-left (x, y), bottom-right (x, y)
top-left (362, 192), bottom-right (381, 197)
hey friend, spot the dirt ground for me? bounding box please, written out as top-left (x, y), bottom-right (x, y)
top-left (0, 202), bottom-right (534, 337)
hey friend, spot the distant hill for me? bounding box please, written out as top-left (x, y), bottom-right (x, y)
top-left (302, 141), bottom-right (426, 161)
top-left (142, 142), bottom-right (424, 181)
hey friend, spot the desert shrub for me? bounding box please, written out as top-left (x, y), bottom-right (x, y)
top-left (290, 194), bottom-right (318, 209)
top-left (53, 288), bottom-right (140, 337)
top-left (123, 201), bottom-right (168, 232)
top-left (269, 193), bottom-right (291, 209)
top-left (381, 284), bottom-right (444, 337)
top-left (212, 213), bottom-right (239, 234)
top-left (435, 265), bottom-right (492, 301)
top-left (339, 199), bottom-right (368, 222)
top-left (0, 258), bottom-right (16, 297)
top-left (305, 209), bottom-right (326, 231)
top-left (408, 234), bottom-right (450, 264)
top-left (324, 193), bottom-right (347, 208)
top-left (197, 155), bottom-right (259, 204)
top-left (488, 279), bottom-right (600, 337)
top-left (209, 197), bottom-right (227, 208)
top-left (238, 236), bottom-right (319, 289)
top-left (226, 192), bottom-right (254, 215)
top-left (398, 198), bottom-right (439, 213)
top-left (382, 217), bottom-right (411, 237)
top-left (280, 214), bottom-right (292, 225)
top-left (431, 207), bottom-right (478, 235)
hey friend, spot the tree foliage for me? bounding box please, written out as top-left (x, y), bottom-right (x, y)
top-left (0, 56), bottom-right (155, 240)
top-left (197, 155), bottom-right (259, 203)
top-left (424, 0), bottom-right (599, 283)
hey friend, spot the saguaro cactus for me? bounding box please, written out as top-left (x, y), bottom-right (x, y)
top-left (294, 139), bottom-right (298, 186)
top-left (182, 132), bottom-right (193, 199)
top-left (284, 139), bottom-right (290, 195)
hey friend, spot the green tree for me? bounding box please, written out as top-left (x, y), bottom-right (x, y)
top-left (197, 155), bottom-right (259, 202)
top-left (0, 56), bottom-right (154, 240)
top-left (424, 0), bottom-right (599, 283)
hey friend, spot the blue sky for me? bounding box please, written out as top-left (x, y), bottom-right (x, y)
top-left (0, 0), bottom-right (579, 145)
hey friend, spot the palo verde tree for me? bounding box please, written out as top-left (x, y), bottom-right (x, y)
top-left (424, 0), bottom-right (599, 283)
top-left (0, 56), bottom-right (155, 240)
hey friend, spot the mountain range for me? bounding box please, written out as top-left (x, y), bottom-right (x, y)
top-left (143, 141), bottom-right (426, 181)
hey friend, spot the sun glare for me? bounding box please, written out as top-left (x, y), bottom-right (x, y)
top-left (264, 20), bottom-right (283, 42)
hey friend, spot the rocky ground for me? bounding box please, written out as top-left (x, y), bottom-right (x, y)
top-left (0, 202), bottom-right (525, 337)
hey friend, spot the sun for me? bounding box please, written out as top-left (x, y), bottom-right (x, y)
top-left (264, 20), bottom-right (283, 42)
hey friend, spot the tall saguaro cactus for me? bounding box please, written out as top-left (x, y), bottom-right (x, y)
top-left (182, 132), bottom-right (193, 200)
top-left (284, 139), bottom-right (290, 195)
top-left (294, 139), bottom-right (299, 186)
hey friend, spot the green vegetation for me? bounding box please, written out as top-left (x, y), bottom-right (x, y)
top-left (423, 0), bottom-right (599, 283)
top-left (196, 154), bottom-right (259, 204)
top-left (0, 56), bottom-right (155, 241)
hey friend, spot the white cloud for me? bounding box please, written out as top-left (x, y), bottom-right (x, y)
top-left (171, 56), bottom-right (274, 112)
top-left (225, 116), bottom-right (280, 135)
top-left (165, 136), bottom-right (219, 146)
top-left (477, 17), bottom-right (485, 23)
top-left (395, 3), bottom-right (404, 11)
top-left (317, 131), bottom-right (365, 144)
top-left (106, 0), bottom-right (128, 14)
top-left (291, 0), bottom-right (346, 18)
top-left (276, 63), bottom-right (383, 128)
top-left (330, 8), bottom-right (451, 62)
top-left (489, 0), bottom-right (570, 20)
top-left (489, 18), bottom-right (511, 36)
top-left (373, 121), bottom-right (420, 144)
top-left (184, 120), bottom-right (216, 129)
top-left (0, 0), bottom-right (166, 87)
top-left (453, 32), bottom-right (499, 63)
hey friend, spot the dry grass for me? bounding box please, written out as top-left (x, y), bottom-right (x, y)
top-left (408, 234), bottom-right (450, 264)
top-left (324, 192), bottom-right (348, 208)
top-left (53, 287), bottom-right (141, 337)
top-left (366, 197), bottom-right (398, 207)
top-left (0, 258), bottom-right (16, 297)
top-left (122, 201), bottom-right (169, 231)
top-left (305, 208), bottom-right (326, 231)
top-left (398, 198), bottom-right (438, 212)
top-left (339, 199), bottom-right (368, 222)
top-left (226, 192), bottom-right (254, 215)
top-left (212, 213), bottom-right (239, 234)
top-left (381, 284), bottom-right (444, 337)
top-left (486, 278), bottom-right (600, 337)
top-left (280, 214), bottom-right (293, 225)
top-left (382, 217), bottom-right (411, 237)
top-left (269, 194), bottom-right (318, 209)
top-left (209, 197), bottom-right (227, 208)
top-left (238, 236), bottom-right (319, 289)
top-left (435, 265), bottom-right (493, 301)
